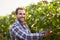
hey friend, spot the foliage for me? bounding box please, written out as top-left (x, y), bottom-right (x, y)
top-left (0, 11), bottom-right (15, 40)
top-left (25, 1), bottom-right (60, 40)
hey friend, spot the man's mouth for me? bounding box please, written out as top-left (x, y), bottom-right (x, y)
top-left (20, 18), bottom-right (25, 19)
top-left (20, 17), bottom-right (25, 20)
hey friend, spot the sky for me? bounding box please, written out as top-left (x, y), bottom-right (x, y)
top-left (0, 0), bottom-right (51, 16)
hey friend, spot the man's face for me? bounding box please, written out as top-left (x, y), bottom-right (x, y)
top-left (16, 9), bottom-right (26, 22)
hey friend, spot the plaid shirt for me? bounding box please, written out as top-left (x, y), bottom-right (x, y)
top-left (10, 20), bottom-right (45, 40)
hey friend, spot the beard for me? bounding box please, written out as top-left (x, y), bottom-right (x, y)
top-left (17, 17), bottom-right (26, 24)
top-left (18, 17), bottom-right (25, 22)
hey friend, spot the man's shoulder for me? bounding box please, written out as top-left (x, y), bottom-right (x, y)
top-left (10, 22), bottom-right (17, 29)
top-left (11, 21), bottom-right (21, 29)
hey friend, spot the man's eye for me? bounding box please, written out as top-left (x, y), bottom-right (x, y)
top-left (23, 13), bottom-right (25, 15)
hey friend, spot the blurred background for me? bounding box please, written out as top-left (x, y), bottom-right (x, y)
top-left (0, 0), bottom-right (60, 40)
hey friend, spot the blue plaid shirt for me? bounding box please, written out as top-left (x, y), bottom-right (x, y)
top-left (10, 20), bottom-right (45, 40)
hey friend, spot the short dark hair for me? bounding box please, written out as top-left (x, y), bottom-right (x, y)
top-left (15, 7), bottom-right (24, 15)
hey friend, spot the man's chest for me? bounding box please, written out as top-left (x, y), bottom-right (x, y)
top-left (19, 24), bottom-right (30, 33)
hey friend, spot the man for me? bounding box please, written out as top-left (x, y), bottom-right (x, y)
top-left (10, 7), bottom-right (46, 40)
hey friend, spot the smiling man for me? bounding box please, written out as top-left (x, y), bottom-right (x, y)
top-left (10, 7), bottom-right (46, 40)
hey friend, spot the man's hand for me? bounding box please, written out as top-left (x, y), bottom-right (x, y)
top-left (45, 30), bottom-right (53, 36)
top-left (39, 30), bottom-right (53, 37)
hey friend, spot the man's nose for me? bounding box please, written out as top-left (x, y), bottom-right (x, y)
top-left (21, 14), bottom-right (25, 17)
